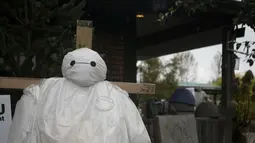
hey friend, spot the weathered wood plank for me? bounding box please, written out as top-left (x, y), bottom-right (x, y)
top-left (76, 20), bottom-right (93, 49)
top-left (196, 117), bottom-right (226, 143)
top-left (0, 77), bottom-right (155, 94)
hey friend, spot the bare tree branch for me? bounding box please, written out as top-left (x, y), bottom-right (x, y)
top-left (211, 51), bottom-right (222, 80)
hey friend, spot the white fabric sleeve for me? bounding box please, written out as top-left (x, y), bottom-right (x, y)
top-left (8, 85), bottom-right (39, 143)
top-left (123, 95), bottom-right (151, 143)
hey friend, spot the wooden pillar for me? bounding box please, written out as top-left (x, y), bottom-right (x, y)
top-left (221, 26), bottom-right (235, 143)
top-left (123, 13), bottom-right (138, 106)
top-left (92, 15), bottom-right (125, 82)
top-left (221, 26), bottom-right (234, 108)
top-left (92, 14), bottom-right (138, 105)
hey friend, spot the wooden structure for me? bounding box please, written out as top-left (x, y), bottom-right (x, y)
top-left (0, 0), bottom-right (249, 142)
top-left (84, 5), bottom-right (245, 142)
top-left (196, 117), bottom-right (227, 143)
top-left (144, 116), bottom-right (228, 143)
top-left (76, 20), bottom-right (93, 49)
top-left (0, 76), bottom-right (155, 94)
top-left (84, 0), bottom-right (245, 106)
top-left (0, 19), bottom-right (156, 95)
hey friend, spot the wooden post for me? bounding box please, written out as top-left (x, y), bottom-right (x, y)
top-left (221, 27), bottom-right (235, 108)
top-left (76, 20), bottom-right (93, 49)
top-left (221, 26), bottom-right (235, 143)
top-left (123, 13), bottom-right (138, 105)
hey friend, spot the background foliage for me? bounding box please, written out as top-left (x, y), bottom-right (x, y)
top-left (138, 52), bottom-right (197, 102)
top-left (212, 70), bottom-right (255, 129)
top-left (0, 0), bottom-right (85, 77)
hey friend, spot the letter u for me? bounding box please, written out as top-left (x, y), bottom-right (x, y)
top-left (0, 104), bottom-right (5, 115)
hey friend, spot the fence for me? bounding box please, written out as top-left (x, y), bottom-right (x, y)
top-left (143, 116), bottom-right (230, 143)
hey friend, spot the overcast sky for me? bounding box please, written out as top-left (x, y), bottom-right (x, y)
top-left (158, 26), bottom-right (255, 83)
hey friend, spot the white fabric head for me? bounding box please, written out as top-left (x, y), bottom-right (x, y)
top-left (61, 48), bottom-right (107, 87)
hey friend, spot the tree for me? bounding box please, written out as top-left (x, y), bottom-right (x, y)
top-left (211, 51), bottom-right (222, 80)
top-left (171, 52), bottom-right (198, 83)
top-left (232, 70), bottom-right (255, 131)
top-left (137, 57), bottom-right (179, 102)
top-left (212, 77), bottom-right (222, 86)
top-left (0, 0), bottom-right (85, 77)
top-left (137, 58), bottom-right (163, 102)
top-left (212, 70), bottom-right (255, 131)
top-left (138, 58), bottom-right (162, 83)
top-left (160, 57), bottom-right (179, 96)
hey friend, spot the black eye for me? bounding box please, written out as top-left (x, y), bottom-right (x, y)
top-left (70, 60), bottom-right (76, 66)
top-left (90, 61), bottom-right (96, 67)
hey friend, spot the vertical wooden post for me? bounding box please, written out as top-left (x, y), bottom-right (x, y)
top-left (76, 20), bottom-right (93, 49)
top-left (221, 26), bottom-right (234, 108)
top-left (123, 13), bottom-right (138, 106)
top-left (221, 26), bottom-right (235, 143)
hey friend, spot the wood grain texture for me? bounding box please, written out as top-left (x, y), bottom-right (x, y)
top-left (76, 20), bottom-right (93, 49)
top-left (0, 77), bottom-right (155, 94)
top-left (196, 117), bottom-right (226, 143)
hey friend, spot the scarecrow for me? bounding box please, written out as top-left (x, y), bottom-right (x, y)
top-left (8, 48), bottom-right (151, 143)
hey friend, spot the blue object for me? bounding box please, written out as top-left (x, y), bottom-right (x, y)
top-left (169, 88), bottom-right (195, 106)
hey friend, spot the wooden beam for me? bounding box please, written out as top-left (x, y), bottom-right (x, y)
top-left (137, 26), bottom-right (246, 60)
top-left (76, 20), bottom-right (93, 49)
top-left (0, 77), bottom-right (155, 95)
top-left (136, 14), bottom-right (235, 49)
top-left (137, 27), bottom-right (223, 60)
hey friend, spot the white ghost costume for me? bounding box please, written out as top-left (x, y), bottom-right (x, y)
top-left (8, 48), bottom-right (151, 143)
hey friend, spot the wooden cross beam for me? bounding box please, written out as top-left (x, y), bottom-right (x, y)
top-left (0, 77), bottom-right (155, 94)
